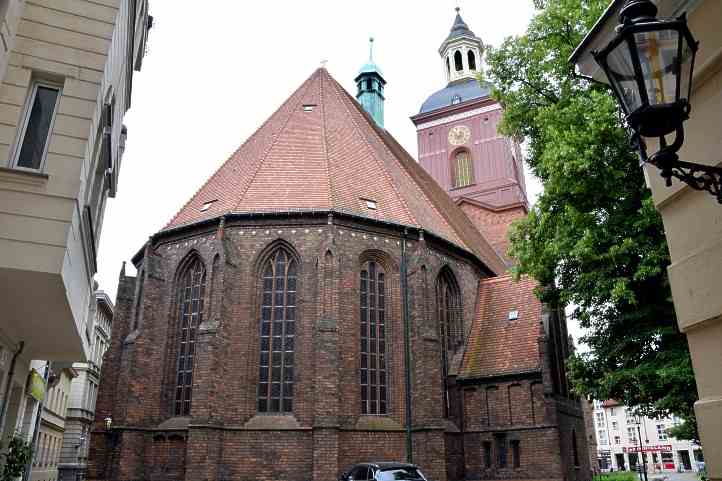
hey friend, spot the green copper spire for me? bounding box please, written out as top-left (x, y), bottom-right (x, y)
top-left (355, 37), bottom-right (386, 128)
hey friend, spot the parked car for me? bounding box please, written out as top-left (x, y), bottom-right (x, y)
top-left (339, 462), bottom-right (428, 481)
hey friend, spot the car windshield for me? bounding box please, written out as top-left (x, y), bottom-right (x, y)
top-left (377, 467), bottom-right (426, 481)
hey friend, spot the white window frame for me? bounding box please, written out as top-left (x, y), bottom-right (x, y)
top-left (10, 81), bottom-right (62, 172)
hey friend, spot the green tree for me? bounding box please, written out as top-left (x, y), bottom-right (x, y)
top-left (484, 0), bottom-right (698, 440)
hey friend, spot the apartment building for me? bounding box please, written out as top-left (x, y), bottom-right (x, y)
top-left (0, 0), bottom-right (150, 462)
top-left (592, 400), bottom-right (703, 474)
top-left (58, 291), bottom-right (113, 481)
top-left (30, 365), bottom-right (76, 481)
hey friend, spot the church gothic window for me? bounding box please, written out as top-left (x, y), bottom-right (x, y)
top-left (360, 261), bottom-right (387, 415)
top-left (452, 150), bottom-right (474, 188)
top-left (257, 248), bottom-right (297, 413)
top-left (454, 50), bottom-right (463, 71)
top-left (468, 50), bottom-right (477, 70)
top-left (173, 256), bottom-right (206, 416)
top-left (436, 268), bottom-right (461, 417)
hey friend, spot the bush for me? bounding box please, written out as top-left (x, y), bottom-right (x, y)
top-left (0, 435), bottom-right (33, 481)
top-left (594, 472), bottom-right (638, 481)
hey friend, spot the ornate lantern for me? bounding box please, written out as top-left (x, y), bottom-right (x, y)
top-left (593, 0), bottom-right (722, 202)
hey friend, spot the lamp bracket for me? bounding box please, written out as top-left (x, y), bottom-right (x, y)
top-left (635, 130), bottom-right (722, 203)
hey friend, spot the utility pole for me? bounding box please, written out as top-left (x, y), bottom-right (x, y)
top-left (637, 424), bottom-right (649, 481)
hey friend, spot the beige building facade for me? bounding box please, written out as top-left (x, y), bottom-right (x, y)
top-left (0, 0), bottom-right (150, 468)
top-left (571, 1), bottom-right (722, 481)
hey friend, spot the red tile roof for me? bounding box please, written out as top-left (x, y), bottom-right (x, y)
top-left (164, 68), bottom-right (505, 274)
top-left (460, 275), bottom-right (543, 379)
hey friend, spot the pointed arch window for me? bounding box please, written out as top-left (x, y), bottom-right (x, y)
top-left (446, 56), bottom-right (451, 77)
top-left (360, 261), bottom-right (387, 415)
top-left (454, 50), bottom-right (463, 71)
top-left (174, 256), bottom-right (206, 416)
top-left (436, 269), bottom-right (462, 417)
top-left (468, 50), bottom-right (477, 70)
top-left (258, 248), bottom-right (297, 413)
top-left (453, 150), bottom-right (474, 188)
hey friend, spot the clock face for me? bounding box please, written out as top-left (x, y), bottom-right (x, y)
top-left (448, 125), bottom-right (471, 146)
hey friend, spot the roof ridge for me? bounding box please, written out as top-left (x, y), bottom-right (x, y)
top-left (231, 70), bottom-right (321, 213)
top-left (164, 71), bottom-right (320, 230)
top-left (322, 70), bottom-right (420, 228)
top-left (319, 69), bottom-right (335, 209)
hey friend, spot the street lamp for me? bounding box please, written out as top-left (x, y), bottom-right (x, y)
top-left (592, 0), bottom-right (722, 203)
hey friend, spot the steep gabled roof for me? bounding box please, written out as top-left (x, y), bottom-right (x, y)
top-left (460, 275), bottom-right (543, 379)
top-left (164, 68), bottom-right (505, 274)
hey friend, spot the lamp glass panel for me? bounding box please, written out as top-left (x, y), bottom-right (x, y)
top-left (634, 29), bottom-right (679, 106)
top-left (679, 35), bottom-right (694, 103)
top-left (605, 41), bottom-right (641, 114)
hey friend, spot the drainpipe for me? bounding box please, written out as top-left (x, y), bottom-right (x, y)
top-left (0, 341), bottom-right (25, 439)
top-left (401, 229), bottom-right (413, 464)
top-left (22, 361), bottom-right (51, 481)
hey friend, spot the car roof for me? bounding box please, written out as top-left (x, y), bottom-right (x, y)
top-left (362, 462), bottom-right (418, 469)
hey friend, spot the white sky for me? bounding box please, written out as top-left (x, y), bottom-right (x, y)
top-left (96, 1), bottom-right (585, 346)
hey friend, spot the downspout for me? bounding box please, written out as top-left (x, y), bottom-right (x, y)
top-left (401, 228), bottom-right (413, 464)
top-left (0, 341), bottom-right (25, 438)
top-left (23, 361), bottom-right (51, 481)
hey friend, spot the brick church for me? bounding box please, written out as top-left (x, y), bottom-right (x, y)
top-left (89, 9), bottom-right (590, 481)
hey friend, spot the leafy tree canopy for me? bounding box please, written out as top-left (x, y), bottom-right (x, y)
top-left (484, 0), bottom-right (698, 440)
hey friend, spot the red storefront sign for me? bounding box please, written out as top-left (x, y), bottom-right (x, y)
top-left (623, 444), bottom-right (672, 453)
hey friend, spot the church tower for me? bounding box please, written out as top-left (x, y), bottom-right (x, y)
top-left (411, 8), bottom-right (528, 260)
top-left (355, 37), bottom-right (386, 127)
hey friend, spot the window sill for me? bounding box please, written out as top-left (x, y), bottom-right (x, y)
top-left (243, 414), bottom-right (302, 430)
top-left (449, 183), bottom-right (475, 192)
top-left (0, 166), bottom-right (49, 187)
top-left (354, 415), bottom-right (403, 431)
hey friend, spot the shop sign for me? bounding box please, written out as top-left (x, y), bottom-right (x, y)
top-left (26, 369), bottom-right (45, 401)
top-left (623, 444), bottom-right (672, 453)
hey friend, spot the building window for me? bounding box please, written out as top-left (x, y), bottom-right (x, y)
top-left (598, 430), bottom-right (608, 445)
top-left (258, 248), bottom-right (297, 413)
top-left (452, 150), bottom-right (474, 188)
top-left (436, 268), bottom-right (461, 417)
top-left (483, 441), bottom-right (492, 468)
top-left (627, 427), bottom-right (638, 443)
top-left (468, 50), bottom-right (477, 70)
top-left (360, 261), bottom-right (387, 415)
top-left (446, 56), bottom-right (451, 77)
top-left (511, 440), bottom-right (521, 468)
top-left (657, 424), bottom-right (668, 441)
top-left (495, 434), bottom-right (508, 468)
top-left (12, 82), bottom-right (61, 171)
top-left (610, 407), bottom-right (616, 416)
top-left (454, 50), bottom-right (463, 71)
top-left (173, 256), bottom-right (206, 416)
top-left (366, 79), bottom-right (372, 91)
top-left (611, 421), bottom-right (618, 430)
top-left (572, 430), bottom-right (580, 467)
top-left (614, 435), bottom-right (621, 445)
top-left (596, 412), bottom-right (605, 427)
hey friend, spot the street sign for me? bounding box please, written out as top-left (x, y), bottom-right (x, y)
top-left (623, 445), bottom-right (672, 453)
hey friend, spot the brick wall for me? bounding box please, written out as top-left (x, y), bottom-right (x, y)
top-left (459, 203), bottom-right (526, 261)
top-left (87, 215), bottom-right (587, 481)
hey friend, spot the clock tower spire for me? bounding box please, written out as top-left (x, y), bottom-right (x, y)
top-left (410, 8), bottom-right (528, 261)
